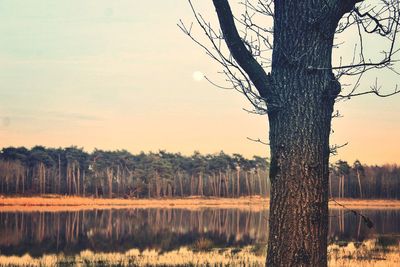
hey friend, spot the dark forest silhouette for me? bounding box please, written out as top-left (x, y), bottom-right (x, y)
top-left (0, 146), bottom-right (399, 199)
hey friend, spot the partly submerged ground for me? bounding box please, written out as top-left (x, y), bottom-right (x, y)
top-left (1, 195), bottom-right (400, 266)
top-left (0, 239), bottom-right (399, 266)
top-left (0, 195), bottom-right (400, 212)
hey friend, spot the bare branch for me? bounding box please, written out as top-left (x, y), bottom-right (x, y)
top-left (330, 142), bottom-right (348, 155)
top-left (247, 137), bottom-right (269, 146)
top-left (212, 0), bottom-right (271, 99)
top-left (338, 78), bottom-right (400, 99)
top-left (329, 198), bottom-right (374, 228)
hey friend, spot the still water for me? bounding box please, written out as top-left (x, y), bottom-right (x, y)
top-left (0, 208), bottom-right (399, 265)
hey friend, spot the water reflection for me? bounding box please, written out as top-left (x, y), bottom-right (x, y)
top-left (0, 208), bottom-right (399, 258)
top-left (328, 209), bottom-right (400, 242)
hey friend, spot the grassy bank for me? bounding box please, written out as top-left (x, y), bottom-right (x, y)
top-left (0, 195), bottom-right (400, 212)
top-left (0, 240), bottom-right (399, 267)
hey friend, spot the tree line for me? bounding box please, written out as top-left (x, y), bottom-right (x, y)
top-left (0, 146), bottom-right (399, 199)
top-left (329, 160), bottom-right (400, 199)
top-left (0, 146), bottom-right (269, 198)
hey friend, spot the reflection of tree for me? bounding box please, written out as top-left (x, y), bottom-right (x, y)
top-left (0, 208), bottom-right (270, 257)
top-left (0, 209), bottom-right (398, 257)
top-left (327, 209), bottom-right (400, 243)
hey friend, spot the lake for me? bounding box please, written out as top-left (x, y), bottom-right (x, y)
top-left (0, 208), bottom-right (399, 266)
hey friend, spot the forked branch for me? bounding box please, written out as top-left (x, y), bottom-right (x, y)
top-left (212, 0), bottom-right (271, 99)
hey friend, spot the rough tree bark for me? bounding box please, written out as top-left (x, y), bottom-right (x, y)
top-left (211, 0), bottom-right (358, 266)
top-left (265, 1), bottom-right (343, 264)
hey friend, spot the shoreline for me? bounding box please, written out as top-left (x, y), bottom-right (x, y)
top-left (0, 195), bottom-right (267, 212)
top-left (1, 195), bottom-right (400, 212)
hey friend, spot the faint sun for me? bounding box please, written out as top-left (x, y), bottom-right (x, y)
top-left (192, 71), bottom-right (204, 82)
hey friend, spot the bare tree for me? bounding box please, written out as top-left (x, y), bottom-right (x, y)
top-left (180, 0), bottom-right (400, 265)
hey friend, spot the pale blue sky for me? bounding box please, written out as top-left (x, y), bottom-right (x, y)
top-left (0, 0), bottom-right (399, 164)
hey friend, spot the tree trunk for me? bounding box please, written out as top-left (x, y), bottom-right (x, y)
top-left (207, 0), bottom-right (358, 264)
top-left (342, 175), bottom-right (345, 198)
top-left (231, 170), bottom-right (235, 198)
top-left (67, 164), bottom-right (71, 194)
top-left (329, 172), bottom-right (332, 198)
top-left (225, 170), bottom-right (230, 197)
top-left (72, 163), bottom-right (77, 195)
top-left (266, 2), bottom-right (343, 265)
top-left (22, 169), bottom-right (25, 194)
top-left (167, 183), bottom-right (172, 197)
top-left (43, 164), bottom-right (46, 194)
top-left (178, 172), bottom-right (184, 197)
top-left (218, 171), bottom-right (222, 197)
top-left (83, 170), bottom-right (86, 197)
top-left (211, 174), bottom-right (216, 196)
top-left (257, 169), bottom-right (263, 197)
top-left (245, 171), bottom-right (250, 197)
top-left (236, 169), bottom-right (240, 197)
top-left (156, 174), bottom-right (161, 198)
top-left (265, 170), bottom-right (270, 198)
top-left (190, 175), bottom-right (194, 196)
top-left (198, 173), bottom-right (203, 196)
top-left (107, 167), bottom-right (113, 198)
top-left (267, 78), bottom-right (334, 265)
top-left (15, 169), bottom-right (19, 194)
top-left (117, 165), bottom-right (120, 196)
top-left (357, 170), bottom-right (362, 198)
top-left (58, 154), bottom-right (61, 194)
top-left (77, 165), bottom-right (80, 196)
top-left (37, 164), bottom-right (41, 194)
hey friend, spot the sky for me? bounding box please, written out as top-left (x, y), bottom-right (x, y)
top-left (0, 0), bottom-right (399, 165)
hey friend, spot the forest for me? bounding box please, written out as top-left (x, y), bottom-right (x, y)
top-left (0, 146), bottom-right (399, 199)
